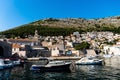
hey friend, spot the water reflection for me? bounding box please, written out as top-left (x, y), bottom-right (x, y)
top-left (75, 65), bottom-right (120, 80)
top-left (0, 69), bottom-right (11, 80)
top-left (0, 57), bottom-right (120, 80)
top-left (10, 66), bottom-right (25, 80)
top-left (104, 56), bottom-right (120, 69)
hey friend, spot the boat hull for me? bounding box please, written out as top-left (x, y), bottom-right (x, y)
top-left (30, 63), bottom-right (75, 72)
top-left (76, 60), bottom-right (103, 65)
top-left (0, 59), bottom-right (13, 70)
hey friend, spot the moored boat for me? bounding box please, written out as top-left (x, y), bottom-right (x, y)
top-left (4, 59), bottom-right (13, 68)
top-left (12, 59), bottom-right (21, 66)
top-left (30, 58), bottom-right (75, 72)
top-left (103, 54), bottom-right (112, 58)
top-left (75, 57), bottom-right (103, 65)
top-left (10, 58), bottom-right (25, 66)
top-left (0, 59), bottom-right (13, 70)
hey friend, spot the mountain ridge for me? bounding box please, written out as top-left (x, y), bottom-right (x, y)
top-left (4, 16), bottom-right (120, 30)
top-left (26, 16), bottom-right (120, 29)
top-left (1, 16), bottom-right (120, 38)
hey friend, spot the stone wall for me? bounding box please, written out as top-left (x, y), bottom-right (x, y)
top-left (0, 41), bottom-right (12, 58)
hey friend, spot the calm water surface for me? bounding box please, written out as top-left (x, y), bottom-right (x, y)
top-left (0, 58), bottom-right (120, 80)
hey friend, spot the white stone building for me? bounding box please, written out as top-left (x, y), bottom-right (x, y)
top-left (103, 45), bottom-right (120, 56)
top-left (86, 49), bottom-right (97, 57)
top-left (12, 43), bottom-right (26, 57)
top-left (51, 47), bottom-right (59, 56)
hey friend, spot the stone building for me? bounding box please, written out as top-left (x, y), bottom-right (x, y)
top-left (0, 40), bottom-right (12, 58)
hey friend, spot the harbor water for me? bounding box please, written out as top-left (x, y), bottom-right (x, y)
top-left (0, 57), bottom-right (120, 80)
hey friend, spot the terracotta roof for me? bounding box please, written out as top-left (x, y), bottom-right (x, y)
top-left (9, 38), bottom-right (37, 42)
top-left (12, 44), bottom-right (21, 48)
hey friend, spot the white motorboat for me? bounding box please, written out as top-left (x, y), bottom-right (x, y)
top-left (0, 59), bottom-right (13, 70)
top-left (12, 59), bottom-right (21, 66)
top-left (76, 57), bottom-right (103, 65)
top-left (10, 58), bottom-right (25, 66)
top-left (103, 54), bottom-right (112, 58)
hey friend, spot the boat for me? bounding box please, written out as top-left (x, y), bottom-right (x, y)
top-left (10, 58), bottom-right (25, 66)
top-left (103, 54), bottom-right (112, 58)
top-left (0, 59), bottom-right (13, 70)
top-left (75, 57), bottom-right (103, 65)
top-left (30, 58), bottom-right (75, 72)
top-left (12, 59), bottom-right (21, 66)
top-left (4, 59), bottom-right (13, 68)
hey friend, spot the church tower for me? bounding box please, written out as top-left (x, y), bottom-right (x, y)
top-left (34, 30), bottom-right (39, 41)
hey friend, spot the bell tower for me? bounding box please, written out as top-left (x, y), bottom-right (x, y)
top-left (34, 30), bottom-right (39, 41)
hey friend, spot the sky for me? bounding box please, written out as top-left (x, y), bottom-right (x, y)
top-left (0, 0), bottom-right (120, 31)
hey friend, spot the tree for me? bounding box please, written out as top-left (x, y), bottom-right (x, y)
top-left (74, 42), bottom-right (90, 50)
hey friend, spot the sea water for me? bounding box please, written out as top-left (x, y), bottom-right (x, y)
top-left (0, 57), bottom-right (120, 80)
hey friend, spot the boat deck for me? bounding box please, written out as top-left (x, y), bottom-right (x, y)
top-left (27, 57), bottom-right (82, 61)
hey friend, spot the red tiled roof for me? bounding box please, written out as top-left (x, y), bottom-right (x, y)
top-left (9, 38), bottom-right (37, 42)
top-left (12, 44), bottom-right (21, 48)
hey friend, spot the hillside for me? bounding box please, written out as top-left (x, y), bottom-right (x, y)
top-left (30, 16), bottom-right (120, 28)
top-left (1, 16), bottom-right (120, 38)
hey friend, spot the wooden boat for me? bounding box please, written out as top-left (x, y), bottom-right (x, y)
top-left (75, 57), bottom-right (103, 65)
top-left (30, 58), bottom-right (75, 72)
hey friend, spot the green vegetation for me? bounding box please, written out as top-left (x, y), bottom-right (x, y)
top-left (0, 25), bottom-right (79, 38)
top-left (1, 25), bottom-right (120, 38)
top-left (1, 17), bottom-right (120, 38)
top-left (44, 18), bottom-right (60, 22)
top-left (74, 42), bottom-right (90, 50)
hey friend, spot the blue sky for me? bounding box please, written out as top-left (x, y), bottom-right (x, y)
top-left (0, 0), bottom-right (120, 31)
